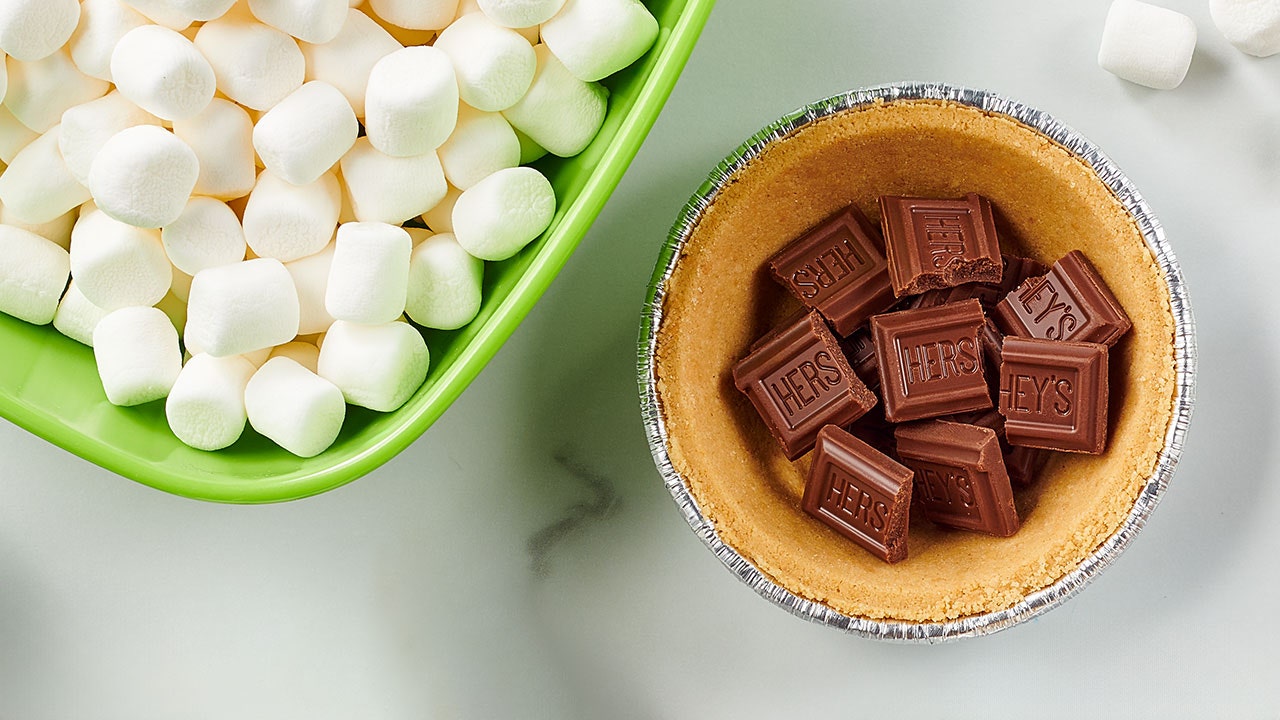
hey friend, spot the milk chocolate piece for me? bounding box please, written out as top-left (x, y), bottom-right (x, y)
top-left (878, 193), bottom-right (1003, 296)
top-left (994, 251), bottom-right (1132, 347)
top-left (768, 206), bottom-right (895, 335)
top-left (895, 420), bottom-right (1020, 537)
top-left (802, 426), bottom-right (913, 563)
top-left (910, 254), bottom-right (1049, 310)
top-left (870, 299), bottom-right (992, 423)
top-left (838, 325), bottom-right (879, 392)
top-left (943, 408), bottom-right (1048, 485)
top-left (998, 336), bottom-right (1109, 454)
top-left (733, 311), bottom-right (877, 460)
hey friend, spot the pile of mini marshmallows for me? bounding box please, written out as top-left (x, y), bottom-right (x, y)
top-left (1098, 0), bottom-right (1280, 89)
top-left (0, 0), bottom-right (658, 457)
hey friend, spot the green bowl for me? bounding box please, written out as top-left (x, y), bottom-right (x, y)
top-left (0, 0), bottom-right (716, 503)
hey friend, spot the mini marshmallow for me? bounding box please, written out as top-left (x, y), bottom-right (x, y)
top-left (0, 0), bottom-right (81, 62)
top-left (325, 221), bottom-right (411, 324)
top-left (194, 13), bottom-right (306, 110)
top-left (317, 319), bottom-right (428, 412)
top-left (478, 0), bottom-right (564, 28)
top-left (88, 125), bottom-right (199, 228)
top-left (248, 0), bottom-right (347, 44)
top-left (5, 48), bottom-right (111, 133)
top-left (68, 0), bottom-right (150, 81)
top-left (1210, 0), bottom-right (1280, 56)
top-left (0, 225), bottom-right (69, 325)
top-left (241, 346), bottom-right (274, 367)
top-left (540, 0), bottom-right (657, 82)
top-left (0, 106), bottom-right (38, 163)
top-left (121, 0), bottom-right (195, 30)
top-left (420, 184), bottom-right (461, 232)
top-left (437, 104), bottom-right (520, 189)
top-left (93, 306), bottom-right (182, 406)
top-left (366, 0), bottom-right (459, 30)
top-left (339, 137), bottom-right (447, 224)
top-left (362, 5), bottom-right (438, 46)
top-left (452, 166), bottom-right (554, 261)
top-left (170, 0), bottom-right (240, 20)
top-left (171, 98), bottom-right (256, 200)
top-left (299, 8), bottom-right (401, 118)
top-left (58, 91), bottom-right (163, 185)
top-left (53, 280), bottom-right (110, 345)
top-left (0, 203), bottom-right (76, 249)
top-left (244, 356), bottom-right (345, 457)
top-left (166, 353), bottom-right (256, 451)
top-left (185, 258), bottom-right (301, 357)
top-left (283, 242), bottom-right (336, 334)
top-left (502, 45), bottom-right (606, 157)
top-left (0, 125), bottom-right (92, 225)
top-left (405, 232), bottom-right (482, 330)
top-left (253, 81), bottom-right (357, 185)
top-left (268, 341), bottom-right (320, 373)
top-left (241, 169), bottom-right (342, 261)
top-left (69, 208), bottom-right (172, 310)
top-left (1098, 0), bottom-right (1197, 90)
top-left (433, 12), bottom-right (536, 112)
top-left (162, 197), bottom-right (247, 275)
top-left (111, 25), bottom-right (216, 121)
top-left (365, 46), bottom-right (458, 157)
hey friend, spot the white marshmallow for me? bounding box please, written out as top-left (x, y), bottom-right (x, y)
top-left (0, 203), bottom-right (76, 250)
top-left (120, 0), bottom-right (195, 30)
top-left (1098, 0), bottom-right (1197, 90)
top-left (248, 0), bottom-right (347, 44)
top-left (513, 126), bottom-right (547, 164)
top-left (339, 137), bottom-right (447, 224)
top-left (155, 288), bottom-right (187, 335)
top-left (299, 8), bottom-right (401, 118)
top-left (502, 45), bottom-right (605, 157)
top-left (540, 0), bottom-right (657, 82)
top-left (366, 0), bottom-right (459, 30)
top-left (245, 356), bottom-right (345, 457)
top-left (0, 0), bottom-right (81, 62)
top-left (58, 91), bottom-right (163, 185)
top-left (93, 306), bottom-right (182, 406)
top-left (111, 26), bottom-right (216, 122)
top-left (166, 353), bottom-right (256, 451)
top-left (478, 0), bottom-right (563, 28)
top-left (88, 125), bottom-right (199, 228)
top-left (283, 242), bottom-right (336, 334)
top-left (405, 232), bottom-right (482, 330)
top-left (68, 0), bottom-right (150, 81)
top-left (253, 81), bottom-right (357, 185)
top-left (170, 264), bottom-right (193, 302)
top-left (194, 14), bottom-right (306, 110)
top-left (241, 169), bottom-right (342, 261)
top-left (325, 221), bottom-right (411, 324)
top-left (0, 125), bottom-right (92, 225)
top-left (0, 225), bottom-right (69, 325)
top-left (5, 48), bottom-right (111, 133)
top-left (362, 5), bottom-right (438, 46)
top-left (317, 319), bottom-right (428, 412)
top-left (364, 46), bottom-right (458, 157)
top-left (171, 0), bottom-right (240, 20)
top-left (0, 106), bottom-right (38, 163)
top-left (171, 99), bottom-right (256, 201)
top-left (69, 208), bottom-right (172, 310)
top-left (452, 166), bottom-right (554, 261)
top-left (241, 346), bottom-right (274, 367)
top-left (437, 104), bottom-right (520, 189)
top-left (1210, 0), bottom-right (1280, 56)
top-left (405, 227), bottom-right (432, 246)
top-left (268, 340), bottom-right (320, 373)
top-left (185, 258), bottom-right (301, 357)
top-left (433, 13), bottom-right (536, 112)
top-left (162, 197), bottom-right (247, 275)
top-left (420, 184), bottom-right (461, 232)
top-left (53, 279), bottom-right (110, 345)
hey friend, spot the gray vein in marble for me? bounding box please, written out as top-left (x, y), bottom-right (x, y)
top-left (527, 453), bottom-right (620, 577)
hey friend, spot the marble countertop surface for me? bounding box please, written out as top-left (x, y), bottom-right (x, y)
top-left (2, 0), bottom-right (1276, 716)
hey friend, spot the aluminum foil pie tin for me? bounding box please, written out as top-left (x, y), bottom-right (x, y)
top-left (637, 82), bottom-right (1197, 642)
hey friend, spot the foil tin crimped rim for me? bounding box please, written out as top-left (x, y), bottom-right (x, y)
top-left (636, 82), bottom-right (1197, 642)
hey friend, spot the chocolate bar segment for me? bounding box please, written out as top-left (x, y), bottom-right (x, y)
top-left (870, 299), bottom-right (992, 423)
top-left (768, 206), bottom-right (895, 335)
top-left (908, 254), bottom-right (1049, 311)
top-left (943, 408), bottom-right (1048, 485)
top-left (802, 426), bottom-right (913, 563)
top-left (878, 193), bottom-right (1003, 296)
top-left (733, 311), bottom-right (877, 460)
top-left (998, 336), bottom-right (1109, 454)
top-left (994, 251), bottom-right (1132, 347)
top-left (895, 420), bottom-right (1020, 537)
top-left (838, 325), bottom-right (880, 392)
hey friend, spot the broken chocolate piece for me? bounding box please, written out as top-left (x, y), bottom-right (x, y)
top-left (895, 419), bottom-right (1020, 537)
top-left (878, 193), bottom-right (1003, 296)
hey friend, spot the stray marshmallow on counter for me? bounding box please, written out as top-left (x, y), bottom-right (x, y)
top-left (162, 197), bottom-right (248, 276)
top-left (253, 81), bottom-right (358, 186)
top-left (69, 207), bottom-right (172, 310)
top-left (68, 0), bottom-right (150, 82)
top-left (433, 12), bottom-right (536, 112)
top-left (406, 232), bottom-right (483, 330)
top-left (325, 221), bottom-right (412, 325)
top-left (366, 0), bottom-right (459, 30)
top-left (502, 45), bottom-right (606, 157)
top-left (283, 242), bottom-right (337, 335)
top-left (58, 91), bottom-right (163, 185)
top-left (339, 137), bottom-right (448, 225)
top-left (299, 8), bottom-right (402, 118)
top-left (437, 105), bottom-right (521, 190)
top-left (166, 353), bottom-right (256, 451)
top-left (92, 306), bottom-right (182, 406)
top-left (185, 257), bottom-right (301, 358)
top-left (194, 12), bottom-right (306, 111)
top-left (318, 319), bottom-right (429, 412)
top-left (244, 356), bottom-right (346, 457)
top-left (1210, 0), bottom-right (1280, 57)
top-left (365, 46), bottom-right (459, 157)
top-left (171, 98), bottom-right (257, 201)
top-left (52, 279), bottom-right (110, 345)
top-left (452, 166), bottom-right (555, 261)
top-left (247, 0), bottom-right (348, 44)
top-left (241, 169), bottom-right (342, 261)
top-left (110, 25), bottom-right (216, 121)
top-left (1098, 0), bottom-right (1197, 90)
top-left (477, 0), bottom-right (565, 28)
top-left (0, 225), bottom-right (70, 325)
top-left (0, 125), bottom-right (93, 225)
top-left (5, 48), bottom-right (111, 133)
top-left (88, 125), bottom-right (200, 228)
top-left (540, 0), bottom-right (658, 83)
top-left (0, 0), bottom-right (82, 62)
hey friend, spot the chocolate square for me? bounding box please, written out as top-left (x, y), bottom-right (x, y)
top-left (994, 250), bottom-right (1132, 347)
top-left (878, 193), bottom-right (1003, 296)
top-left (768, 206), bottom-right (895, 335)
top-left (998, 336), bottom-right (1109, 454)
top-left (869, 299), bottom-right (992, 423)
top-left (943, 408), bottom-right (1049, 485)
top-left (802, 426), bottom-right (913, 563)
top-left (895, 420), bottom-right (1020, 537)
top-left (837, 325), bottom-right (880, 392)
top-left (733, 311), bottom-right (877, 460)
top-left (909, 254), bottom-right (1049, 311)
